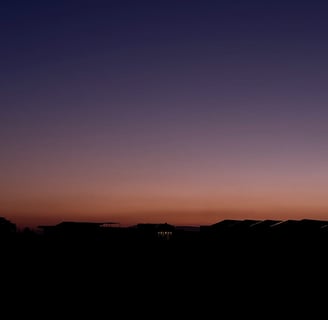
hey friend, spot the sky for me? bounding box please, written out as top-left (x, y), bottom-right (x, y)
top-left (1, 0), bottom-right (328, 229)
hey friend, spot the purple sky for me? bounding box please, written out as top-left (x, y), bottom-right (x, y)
top-left (1, 0), bottom-right (328, 229)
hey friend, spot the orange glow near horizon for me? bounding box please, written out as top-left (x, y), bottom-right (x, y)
top-left (2, 173), bottom-right (328, 229)
top-left (2, 146), bottom-right (328, 229)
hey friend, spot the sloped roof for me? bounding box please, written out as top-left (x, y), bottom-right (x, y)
top-left (38, 221), bottom-right (119, 229)
top-left (210, 219), bottom-right (242, 229)
top-left (156, 223), bottom-right (175, 231)
top-left (249, 220), bottom-right (282, 230)
top-left (298, 219), bottom-right (328, 229)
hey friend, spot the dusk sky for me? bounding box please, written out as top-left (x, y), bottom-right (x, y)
top-left (2, 0), bottom-right (328, 229)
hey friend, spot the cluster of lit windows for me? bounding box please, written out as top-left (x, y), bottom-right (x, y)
top-left (157, 231), bottom-right (173, 240)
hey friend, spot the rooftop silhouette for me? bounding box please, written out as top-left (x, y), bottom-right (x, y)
top-left (2, 216), bottom-right (328, 248)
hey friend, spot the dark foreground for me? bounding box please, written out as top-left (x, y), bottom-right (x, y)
top-left (1, 233), bottom-right (327, 315)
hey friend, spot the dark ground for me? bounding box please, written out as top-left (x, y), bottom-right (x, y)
top-left (1, 233), bottom-right (326, 316)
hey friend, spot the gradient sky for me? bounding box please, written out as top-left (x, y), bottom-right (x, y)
top-left (2, 0), bottom-right (328, 229)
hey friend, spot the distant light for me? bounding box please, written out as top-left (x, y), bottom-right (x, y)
top-left (157, 231), bottom-right (173, 240)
